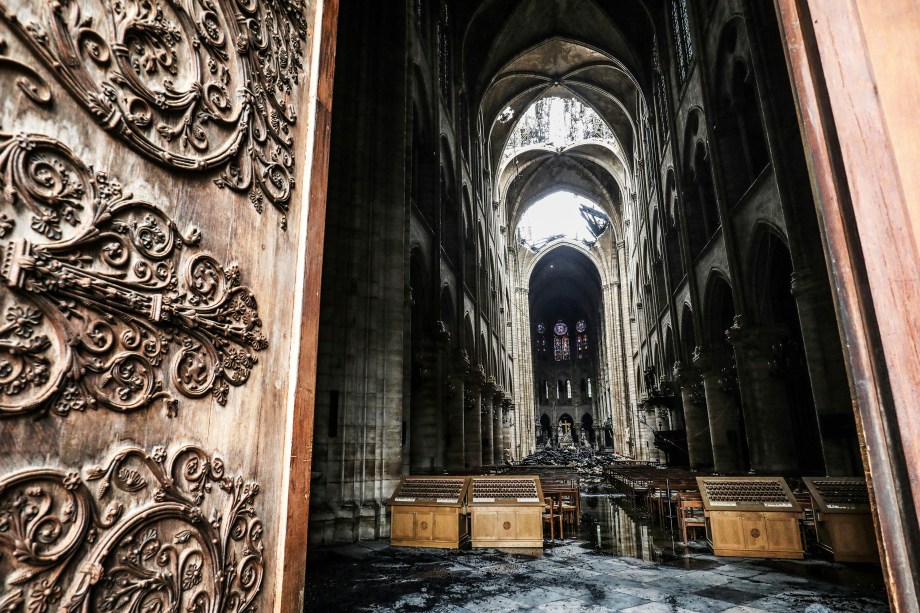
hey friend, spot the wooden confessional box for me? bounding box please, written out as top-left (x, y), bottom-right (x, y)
top-left (803, 477), bottom-right (879, 563)
top-left (469, 476), bottom-right (545, 548)
top-left (388, 477), bottom-right (472, 548)
top-left (697, 477), bottom-right (804, 559)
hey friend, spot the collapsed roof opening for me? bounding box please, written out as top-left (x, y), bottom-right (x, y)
top-left (502, 96), bottom-right (616, 161)
top-left (517, 190), bottom-right (609, 251)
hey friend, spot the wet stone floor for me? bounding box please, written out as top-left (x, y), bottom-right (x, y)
top-left (304, 493), bottom-right (889, 612)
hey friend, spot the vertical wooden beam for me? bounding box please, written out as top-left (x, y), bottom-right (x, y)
top-left (279, 0), bottom-right (339, 609)
top-left (773, 0), bottom-right (920, 610)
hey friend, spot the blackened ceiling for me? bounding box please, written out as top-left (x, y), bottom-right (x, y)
top-left (455, 0), bottom-right (659, 231)
top-left (528, 245), bottom-right (604, 330)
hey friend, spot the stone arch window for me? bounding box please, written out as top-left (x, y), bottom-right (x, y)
top-left (651, 211), bottom-right (667, 312)
top-left (462, 191), bottom-right (475, 285)
top-left (664, 170), bottom-right (686, 283)
top-left (459, 95), bottom-right (470, 161)
top-left (440, 153), bottom-right (459, 265)
top-left (671, 0), bottom-right (695, 83)
top-left (477, 228), bottom-right (489, 316)
top-left (714, 20), bottom-right (770, 204)
top-left (680, 303), bottom-right (696, 363)
top-left (683, 112), bottom-right (720, 257)
top-left (411, 105), bottom-right (435, 229)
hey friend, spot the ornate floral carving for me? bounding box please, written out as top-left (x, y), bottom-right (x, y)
top-left (0, 132), bottom-right (267, 418)
top-left (0, 443), bottom-right (264, 612)
top-left (0, 0), bottom-right (309, 225)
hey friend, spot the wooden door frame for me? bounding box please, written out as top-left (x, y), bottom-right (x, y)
top-left (277, 0), bottom-right (339, 609)
top-left (774, 1), bottom-right (920, 610)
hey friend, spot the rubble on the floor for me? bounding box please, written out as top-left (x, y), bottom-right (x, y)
top-left (514, 447), bottom-right (636, 486)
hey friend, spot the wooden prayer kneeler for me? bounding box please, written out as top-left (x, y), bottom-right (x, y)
top-left (803, 477), bottom-right (879, 563)
top-left (697, 476), bottom-right (804, 559)
top-left (468, 475), bottom-right (545, 548)
top-left (388, 476), bottom-right (471, 548)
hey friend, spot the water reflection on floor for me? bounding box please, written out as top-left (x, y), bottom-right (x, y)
top-left (576, 486), bottom-right (887, 591)
top-left (303, 487), bottom-right (890, 611)
top-left (577, 489), bottom-right (710, 565)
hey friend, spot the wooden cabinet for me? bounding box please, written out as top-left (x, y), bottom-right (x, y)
top-left (388, 477), bottom-right (471, 548)
top-left (698, 477), bottom-right (804, 559)
top-left (469, 476), bottom-right (545, 548)
top-left (804, 477), bottom-right (879, 563)
top-left (471, 506), bottom-right (544, 547)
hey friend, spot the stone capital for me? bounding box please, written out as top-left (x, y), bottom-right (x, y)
top-left (435, 320), bottom-right (452, 347)
top-left (672, 361), bottom-right (701, 387)
top-left (466, 364), bottom-right (486, 385)
top-left (790, 268), bottom-right (828, 297)
top-left (726, 321), bottom-right (791, 354)
top-left (691, 348), bottom-right (724, 374)
top-left (454, 349), bottom-right (472, 372)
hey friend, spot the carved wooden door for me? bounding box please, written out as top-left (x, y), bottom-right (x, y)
top-left (0, 0), bottom-right (336, 610)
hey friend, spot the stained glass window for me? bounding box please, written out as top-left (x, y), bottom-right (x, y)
top-left (536, 322), bottom-right (547, 357)
top-left (553, 321), bottom-right (570, 361)
top-left (575, 320), bottom-right (589, 359)
top-left (437, 5), bottom-right (451, 108)
top-left (671, 0), bottom-right (694, 84)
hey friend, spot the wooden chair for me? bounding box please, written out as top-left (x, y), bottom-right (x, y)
top-left (795, 492), bottom-right (816, 547)
top-left (559, 490), bottom-right (579, 532)
top-left (542, 495), bottom-right (564, 542)
top-left (677, 493), bottom-right (706, 545)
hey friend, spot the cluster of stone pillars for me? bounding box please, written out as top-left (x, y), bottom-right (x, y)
top-left (674, 295), bottom-right (859, 476)
top-left (438, 356), bottom-right (519, 470)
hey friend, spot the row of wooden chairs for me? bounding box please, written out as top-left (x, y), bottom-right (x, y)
top-left (541, 490), bottom-right (579, 541)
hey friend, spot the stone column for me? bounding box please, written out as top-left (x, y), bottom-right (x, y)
top-left (464, 367), bottom-right (484, 468)
top-left (481, 378), bottom-right (496, 466)
top-left (675, 362), bottom-right (714, 470)
top-left (410, 340), bottom-right (442, 473)
top-left (728, 322), bottom-right (799, 474)
top-left (695, 351), bottom-right (743, 472)
top-left (791, 269), bottom-right (861, 475)
top-left (445, 366), bottom-right (467, 471)
top-left (503, 400), bottom-right (516, 462)
top-left (492, 389), bottom-right (506, 463)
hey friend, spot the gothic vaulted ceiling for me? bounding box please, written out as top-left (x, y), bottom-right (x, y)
top-left (458, 0), bottom-right (656, 228)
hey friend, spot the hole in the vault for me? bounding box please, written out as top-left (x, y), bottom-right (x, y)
top-left (517, 191), bottom-right (609, 251)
